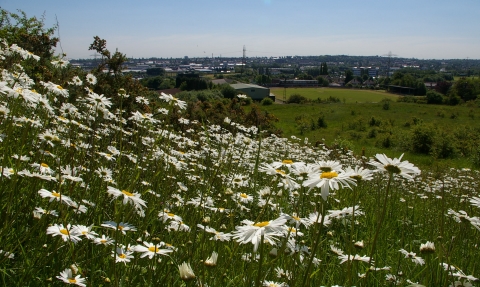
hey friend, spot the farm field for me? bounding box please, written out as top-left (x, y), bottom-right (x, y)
top-left (270, 87), bottom-right (399, 103)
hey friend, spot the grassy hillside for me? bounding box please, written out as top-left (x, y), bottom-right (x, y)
top-left (270, 87), bottom-right (399, 103)
top-left (259, 89), bottom-right (480, 169)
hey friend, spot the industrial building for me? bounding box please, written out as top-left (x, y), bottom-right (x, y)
top-left (230, 83), bottom-right (271, 101)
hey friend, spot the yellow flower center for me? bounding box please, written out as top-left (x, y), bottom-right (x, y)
top-left (275, 169), bottom-right (286, 175)
top-left (52, 192), bottom-right (61, 197)
top-left (254, 221), bottom-right (270, 227)
top-left (240, 193), bottom-right (248, 198)
top-left (282, 159), bottom-right (293, 164)
top-left (119, 253), bottom-right (127, 259)
top-left (292, 216), bottom-right (300, 221)
top-left (148, 246), bottom-right (158, 252)
top-left (118, 226), bottom-right (124, 230)
top-left (167, 212), bottom-right (175, 217)
top-left (68, 278), bottom-right (77, 283)
top-left (60, 229), bottom-right (69, 235)
top-left (100, 239), bottom-right (107, 243)
top-left (122, 190), bottom-right (134, 197)
top-left (41, 163), bottom-right (49, 168)
top-left (321, 171), bottom-right (338, 179)
top-left (57, 85), bottom-right (63, 90)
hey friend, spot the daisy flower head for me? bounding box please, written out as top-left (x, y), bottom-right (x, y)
top-left (312, 160), bottom-right (343, 173)
top-left (93, 234), bottom-right (115, 246)
top-left (47, 224), bottom-right (82, 243)
top-left (85, 73), bottom-right (97, 85)
top-left (399, 249), bottom-right (425, 265)
top-left (38, 189), bottom-right (75, 206)
top-left (345, 165), bottom-right (374, 182)
top-left (101, 221), bottom-right (137, 235)
top-left (159, 92), bottom-right (187, 110)
top-left (112, 247), bottom-right (134, 264)
top-left (72, 225), bottom-right (98, 240)
top-left (56, 267), bottom-right (86, 286)
top-left (263, 280), bottom-right (287, 287)
top-left (302, 168), bottom-right (356, 201)
top-left (86, 92), bottom-right (112, 109)
top-left (133, 241), bottom-right (173, 259)
top-left (106, 186), bottom-right (147, 213)
top-left (197, 224), bottom-right (232, 241)
top-left (369, 153), bottom-right (420, 179)
top-left (232, 217), bottom-right (287, 252)
top-left (68, 76), bottom-right (83, 86)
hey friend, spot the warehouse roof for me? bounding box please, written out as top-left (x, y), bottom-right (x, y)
top-left (230, 83), bottom-right (269, 90)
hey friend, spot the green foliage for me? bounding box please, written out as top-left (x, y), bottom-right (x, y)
top-left (431, 131), bottom-right (457, 159)
top-left (410, 124), bottom-right (436, 154)
top-left (219, 84), bottom-right (237, 99)
top-left (317, 114), bottom-right (327, 128)
top-left (344, 69), bottom-right (353, 84)
top-left (426, 90), bottom-right (444, 104)
top-left (176, 90), bottom-right (224, 102)
top-left (381, 98), bottom-right (391, 110)
top-left (175, 74), bottom-right (208, 91)
top-left (261, 97), bottom-right (273, 106)
top-left (287, 94), bottom-right (308, 104)
top-left (451, 77), bottom-right (480, 102)
top-left (146, 67), bottom-right (164, 76)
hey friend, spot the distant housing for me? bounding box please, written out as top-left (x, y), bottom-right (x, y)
top-left (279, 79), bottom-right (319, 87)
top-left (352, 67), bottom-right (379, 78)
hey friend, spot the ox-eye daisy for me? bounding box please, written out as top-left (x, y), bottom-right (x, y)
top-left (56, 267), bottom-right (86, 286)
top-left (133, 241), bottom-right (173, 259)
top-left (232, 217), bottom-right (287, 252)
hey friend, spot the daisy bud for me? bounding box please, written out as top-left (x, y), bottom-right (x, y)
top-left (178, 262), bottom-right (196, 281)
top-left (202, 217), bottom-right (211, 224)
top-left (420, 241), bottom-right (435, 254)
top-left (354, 240), bottom-right (364, 249)
top-left (204, 251), bottom-right (218, 267)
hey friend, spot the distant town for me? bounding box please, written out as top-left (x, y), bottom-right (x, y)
top-left (70, 54), bottom-right (480, 83)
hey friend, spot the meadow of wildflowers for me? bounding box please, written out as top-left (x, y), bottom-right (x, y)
top-left (1, 36), bottom-right (480, 287)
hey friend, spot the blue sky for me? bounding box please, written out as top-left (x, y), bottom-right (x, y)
top-left (1, 0), bottom-right (479, 59)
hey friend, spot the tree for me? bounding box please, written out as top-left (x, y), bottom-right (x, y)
top-left (320, 62), bottom-right (329, 75)
top-left (146, 68), bottom-right (164, 76)
top-left (344, 69), bottom-right (353, 84)
top-left (452, 77), bottom-right (480, 101)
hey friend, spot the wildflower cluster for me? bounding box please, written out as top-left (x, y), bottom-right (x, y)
top-left (0, 38), bottom-right (479, 287)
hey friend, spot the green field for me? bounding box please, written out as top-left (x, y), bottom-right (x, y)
top-left (260, 88), bottom-right (480, 168)
top-left (270, 87), bottom-right (399, 103)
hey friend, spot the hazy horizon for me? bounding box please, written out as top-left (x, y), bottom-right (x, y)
top-left (2, 0), bottom-right (479, 60)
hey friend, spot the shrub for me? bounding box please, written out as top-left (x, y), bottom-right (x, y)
top-left (431, 131), bottom-right (457, 159)
top-left (317, 114), bottom-right (327, 128)
top-left (381, 98), bottom-right (391, 110)
top-left (410, 124), bottom-right (436, 154)
top-left (260, 97), bottom-right (273, 106)
top-left (367, 128), bottom-right (378, 138)
top-left (287, 94), bottom-right (308, 104)
top-left (426, 90), bottom-right (444, 104)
